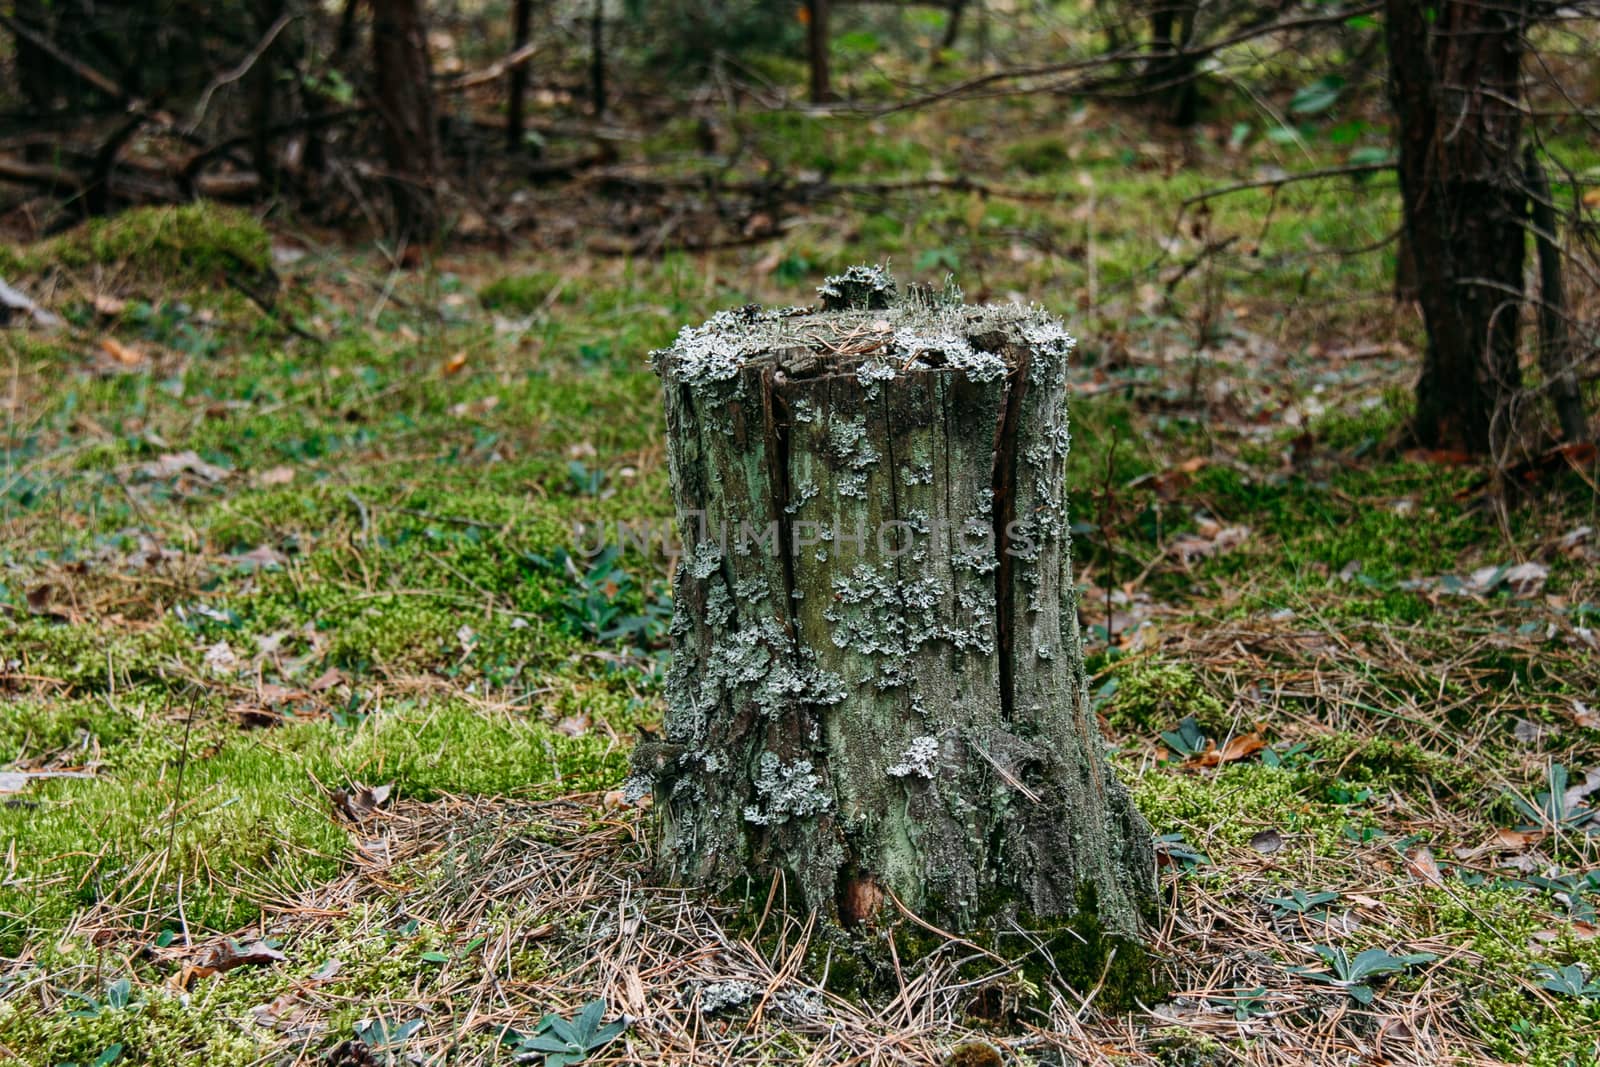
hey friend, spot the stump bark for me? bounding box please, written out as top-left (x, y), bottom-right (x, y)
top-left (633, 269), bottom-right (1156, 986)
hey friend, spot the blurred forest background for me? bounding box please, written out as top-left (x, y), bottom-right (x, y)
top-left (3, 0), bottom-right (1598, 457)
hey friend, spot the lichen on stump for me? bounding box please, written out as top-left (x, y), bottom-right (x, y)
top-left (632, 268), bottom-right (1156, 993)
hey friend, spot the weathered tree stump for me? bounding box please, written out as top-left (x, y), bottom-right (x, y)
top-left (633, 268), bottom-right (1156, 991)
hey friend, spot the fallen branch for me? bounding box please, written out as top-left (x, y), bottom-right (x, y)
top-left (0, 154), bottom-right (83, 193)
top-left (1182, 162), bottom-right (1393, 207)
top-left (441, 40), bottom-right (543, 93)
top-left (0, 11), bottom-right (129, 104)
top-left (186, 11), bottom-right (299, 134)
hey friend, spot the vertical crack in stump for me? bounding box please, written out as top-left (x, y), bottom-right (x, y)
top-left (990, 345), bottom-right (1030, 724)
top-left (760, 362), bottom-right (799, 640)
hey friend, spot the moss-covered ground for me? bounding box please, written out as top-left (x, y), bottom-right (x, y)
top-left (2, 90), bottom-right (1599, 1067)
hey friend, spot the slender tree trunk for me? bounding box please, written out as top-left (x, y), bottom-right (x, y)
top-left (1524, 147), bottom-right (1590, 442)
top-left (248, 0), bottom-right (291, 190)
top-left (635, 271), bottom-right (1156, 998)
top-left (806, 0), bottom-right (832, 103)
top-left (939, 0), bottom-right (966, 51)
top-left (507, 0), bottom-right (534, 152)
top-left (370, 0), bottom-right (441, 244)
top-left (1385, 0), bottom-right (1528, 454)
top-left (588, 0), bottom-right (606, 118)
top-left (1145, 0), bottom-right (1199, 125)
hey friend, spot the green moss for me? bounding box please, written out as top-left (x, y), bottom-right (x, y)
top-left (1130, 760), bottom-right (1343, 849)
top-left (479, 269), bottom-right (576, 312)
top-left (1000, 900), bottom-right (1162, 1013)
top-left (1435, 888), bottom-right (1600, 1066)
top-left (1003, 134), bottom-right (1072, 175)
top-left (1310, 734), bottom-right (1475, 796)
top-left (1104, 660), bottom-right (1227, 736)
top-left (0, 698), bottom-right (625, 954)
top-left (29, 203), bottom-right (274, 292)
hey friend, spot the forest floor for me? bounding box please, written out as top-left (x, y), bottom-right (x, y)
top-left (2, 93), bottom-right (1599, 1067)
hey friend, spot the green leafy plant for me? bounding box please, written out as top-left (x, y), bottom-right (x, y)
top-left (1289, 75), bottom-right (1344, 116)
top-left (1515, 870), bottom-right (1600, 922)
top-left (528, 546), bottom-right (669, 650)
top-left (1265, 888), bottom-right (1341, 915)
top-left (1290, 946), bottom-right (1436, 1004)
top-left (502, 998), bottom-right (629, 1066)
top-left (57, 1044), bottom-right (123, 1067)
top-left (420, 935), bottom-right (485, 965)
top-left (1206, 986), bottom-right (1271, 1021)
top-left (353, 1016), bottom-right (424, 1050)
top-left (567, 460), bottom-right (607, 497)
top-left (1159, 716), bottom-right (1210, 759)
top-left (1505, 764), bottom-right (1598, 833)
top-left (1261, 742), bottom-right (1312, 770)
top-left (1154, 832), bottom-right (1210, 870)
top-left (65, 978), bottom-right (139, 1019)
top-left (1534, 963), bottom-right (1600, 1000)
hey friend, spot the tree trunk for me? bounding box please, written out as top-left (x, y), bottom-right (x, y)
top-left (588, 0), bottom-right (606, 118)
top-left (806, 0), bottom-right (832, 104)
top-left (940, 0), bottom-right (966, 51)
top-left (634, 270), bottom-right (1156, 996)
top-left (1524, 146), bottom-right (1590, 443)
top-left (507, 0), bottom-right (535, 152)
top-left (370, 0), bottom-right (441, 244)
top-left (1385, 0), bottom-right (1528, 454)
top-left (1144, 0), bottom-right (1199, 125)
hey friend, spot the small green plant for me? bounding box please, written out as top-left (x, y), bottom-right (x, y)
top-left (57, 1044), bottom-right (123, 1067)
top-left (353, 1016), bottom-right (424, 1050)
top-left (1505, 764), bottom-right (1598, 834)
top-left (1516, 870), bottom-right (1600, 922)
top-left (567, 460), bottom-right (607, 496)
top-left (1154, 832), bottom-right (1210, 870)
top-left (1265, 888), bottom-right (1341, 915)
top-left (502, 998), bottom-right (629, 1066)
top-left (1261, 742), bottom-right (1312, 770)
top-left (528, 546), bottom-right (669, 650)
top-left (419, 935), bottom-right (484, 965)
top-left (1159, 716), bottom-right (1209, 759)
top-left (1206, 986), bottom-right (1271, 1021)
top-left (64, 978), bottom-right (139, 1019)
top-left (1290, 946), bottom-right (1436, 1004)
top-left (1534, 963), bottom-right (1600, 1000)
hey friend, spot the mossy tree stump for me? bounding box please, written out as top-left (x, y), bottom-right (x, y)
top-left (633, 268), bottom-right (1155, 985)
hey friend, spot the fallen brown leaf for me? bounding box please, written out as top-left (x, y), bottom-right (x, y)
top-left (1406, 846), bottom-right (1445, 887)
top-left (99, 337), bottom-right (145, 366)
top-left (332, 781), bottom-right (393, 822)
top-left (441, 350), bottom-right (469, 376)
top-left (258, 465), bottom-right (296, 486)
top-left (188, 938), bottom-right (287, 978)
top-left (1184, 733), bottom-right (1265, 769)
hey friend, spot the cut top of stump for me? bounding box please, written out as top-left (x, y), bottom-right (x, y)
top-left (650, 268), bottom-right (1075, 394)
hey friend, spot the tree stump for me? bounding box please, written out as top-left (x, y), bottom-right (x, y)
top-left (633, 268), bottom-right (1156, 991)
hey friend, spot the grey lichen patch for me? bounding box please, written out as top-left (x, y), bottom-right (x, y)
top-left (743, 753), bottom-right (831, 825)
top-left (894, 330), bottom-right (1008, 383)
top-left (818, 264), bottom-right (897, 310)
top-left (785, 477), bottom-right (819, 514)
top-left (694, 980), bottom-right (760, 1015)
top-left (856, 358), bottom-right (897, 395)
top-left (828, 416), bottom-right (881, 499)
top-left (823, 564), bottom-right (994, 681)
top-left (886, 736), bottom-right (941, 779)
top-left (652, 269), bottom-right (1076, 402)
top-left (828, 417), bottom-right (881, 469)
top-left (689, 540), bottom-right (724, 579)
